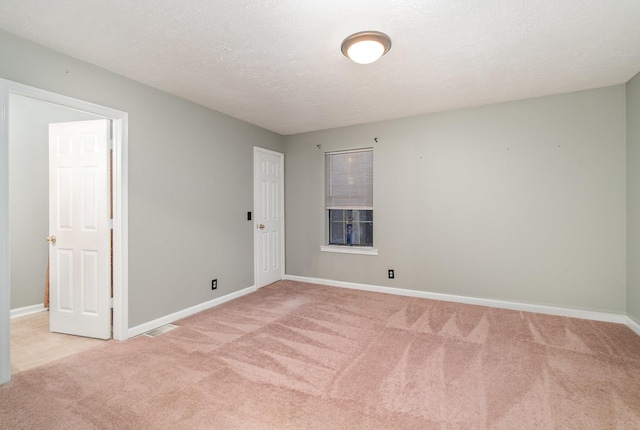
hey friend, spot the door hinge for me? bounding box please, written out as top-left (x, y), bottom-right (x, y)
top-left (109, 297), bottom-right (114, 309)
top-left (109, 219), bottom-right (114, 230)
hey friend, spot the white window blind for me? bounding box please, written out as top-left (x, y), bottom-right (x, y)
top-left (325, 148), bottom-right (373, 209)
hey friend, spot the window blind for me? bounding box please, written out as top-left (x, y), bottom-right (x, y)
top-left (325, 148), bottom-right (373, 209)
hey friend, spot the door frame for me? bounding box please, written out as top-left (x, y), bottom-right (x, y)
top-left (253, 147), bottom-right (285, 289)
top-left (0, 78), bottom-right (129, 384)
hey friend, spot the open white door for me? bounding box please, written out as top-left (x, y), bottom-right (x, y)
top-left (48, 120), bottom-right (111, 339)
top-left (254, 147), bottom-right (285, 288)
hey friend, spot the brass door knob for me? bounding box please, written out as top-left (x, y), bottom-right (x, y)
top-left (258, 224), bottom-right (265, 230)
top-left (46, 235), bottom-right (57, 244)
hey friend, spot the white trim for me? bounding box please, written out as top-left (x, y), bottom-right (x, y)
top-left (111, 116), bottom-right (129, 341)
top-left (253, 147), bottom-right (285, 289)
top-left (0, 81), bottom-right (10, 384)
top-left (0, 78), bottom-right (129, 384)
top-left (627, 317), bottom-right (640, 336)
top-left (320, 245), bottom-right (379, 256)
top-left (128, 285), bottom-right (257, 338)
top-left (284, 275), bottom-right (629, 324)
top-left (10, 304), bottom-right (47, 319)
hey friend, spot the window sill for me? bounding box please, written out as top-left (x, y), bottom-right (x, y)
top-left (320, 245), bottom-right (379, 256)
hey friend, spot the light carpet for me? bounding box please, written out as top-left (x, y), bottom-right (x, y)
top-left (1, 280), bottom-right (640, 429)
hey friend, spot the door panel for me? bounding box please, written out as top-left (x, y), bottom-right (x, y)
top-left (49, 120), bottom-right (111, 339)
top-left (58, 249), bottom-right (74, 311)
top-left (254, 148), bottom-right (284, 288)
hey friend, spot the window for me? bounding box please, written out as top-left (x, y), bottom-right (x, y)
top-left (329, 209), bottom-right (373, 245)
top-left (325, 148), bottom-right (373, 247)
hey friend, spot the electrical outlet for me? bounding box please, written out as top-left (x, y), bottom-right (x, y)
top-left (211, 279), bottom-right (218, 290)
top-left (388, 269), bottom-right (395, 279)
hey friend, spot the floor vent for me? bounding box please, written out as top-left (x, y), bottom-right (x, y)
top-left (143, 324), bottom-right (178, 338)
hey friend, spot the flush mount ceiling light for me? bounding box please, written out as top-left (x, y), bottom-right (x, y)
top-left (341, 31), bottom-right (392, 65)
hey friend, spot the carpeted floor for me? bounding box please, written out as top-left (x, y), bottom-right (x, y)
top-left (1, 280), bottom-right (640, 429)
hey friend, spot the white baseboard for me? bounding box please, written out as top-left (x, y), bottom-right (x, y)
top-left (284, 275), bottom-right (629, 325)
top-left (127, 285), bottom-right (257, 338)
top-left (627, 317), bottom-right (640, 336)
top-left (10, 303), bottom-right (46, 319)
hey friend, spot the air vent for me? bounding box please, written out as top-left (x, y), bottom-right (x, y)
top-left (143, 324), bottom-right (178, 338)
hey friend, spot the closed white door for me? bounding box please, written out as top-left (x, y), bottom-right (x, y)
top-left (48, 120), bottom-right (111, 339)
top-left (254, 148), bottom-right (284, 288)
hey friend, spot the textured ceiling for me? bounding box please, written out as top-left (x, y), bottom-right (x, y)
top-left (0, 0), bottom-right (639, 135)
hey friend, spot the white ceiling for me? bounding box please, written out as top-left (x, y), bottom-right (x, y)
top-left (1, 1), bottom-right (639, 135)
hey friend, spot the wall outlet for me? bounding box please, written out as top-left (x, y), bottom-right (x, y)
top-left (388, 269), bottom-right (395, 279)
top-left (211, 279), bottom-right (218, 290)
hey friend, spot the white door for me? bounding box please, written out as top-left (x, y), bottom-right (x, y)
top-left (254, 148), bottom-right (285, 288)
top-left (48, 120), bottom-right (111, 339)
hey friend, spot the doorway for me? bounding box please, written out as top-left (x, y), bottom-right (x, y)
top-left (0, 79), bottom-right (129, 384)
top-left (253, 147), bottom-right (285, 288)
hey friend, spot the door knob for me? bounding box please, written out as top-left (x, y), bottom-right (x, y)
top-left (46, 235), bottom-right (57, 244)
top-left (258, 224), bottom-right (265, 230)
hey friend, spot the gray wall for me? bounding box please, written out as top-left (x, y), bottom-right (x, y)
top-left (9, 94), bottom-right (100, 309)
top-left (284, 86), bottom-right (627, 314)
top-left (627, 72), bottom-right (640, 324)
top-left (0, 30), bottom-right (284, 327)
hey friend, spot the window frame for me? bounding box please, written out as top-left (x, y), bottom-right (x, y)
top-left (322, 148), bottom-right (378, 255)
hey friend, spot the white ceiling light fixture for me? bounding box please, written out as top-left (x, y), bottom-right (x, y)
top-left (341, 31), bottom-right (392, 65)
